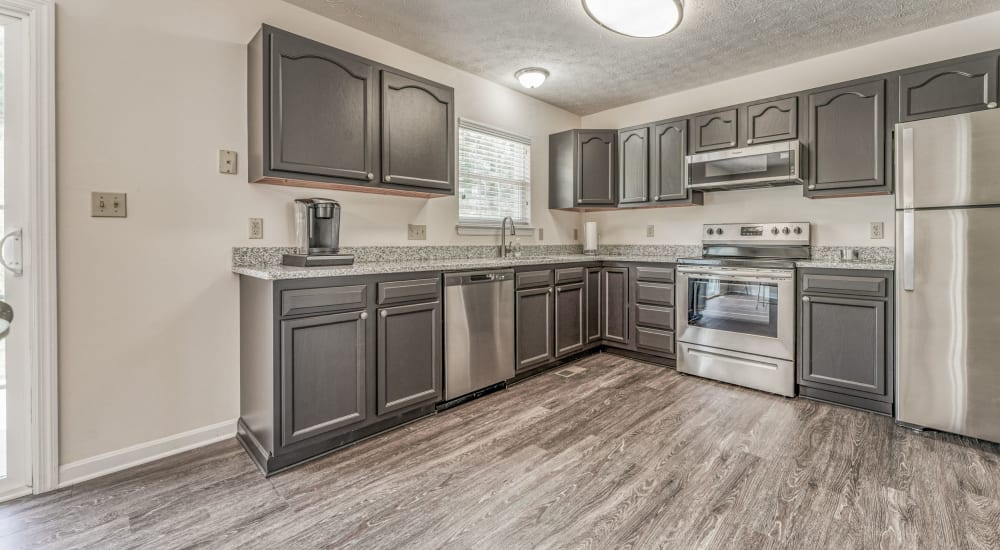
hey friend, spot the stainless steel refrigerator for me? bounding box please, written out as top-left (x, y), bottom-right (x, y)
top-left (895, 108), bottom-right (1000, 443)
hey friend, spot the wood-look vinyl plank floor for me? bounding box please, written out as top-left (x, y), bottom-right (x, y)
top-left (1, 353), bottom-right (999, 549)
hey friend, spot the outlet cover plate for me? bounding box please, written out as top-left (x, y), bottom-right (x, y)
top-left (92, 192), bottom-right (127, 218)
top-left (870, 222), bottom-right (885, 239)
top-left (249, 218), bottom-right (263, 239)
top-left (646, 225), bottom-right (655, 238)
top-left (219, 150), bottom-right (238, 175)
top-left (407, 224), bottom-right (427, 240)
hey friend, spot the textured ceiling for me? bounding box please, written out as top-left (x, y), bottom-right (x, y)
top-left (285, 0), bottom-right (1000, 115)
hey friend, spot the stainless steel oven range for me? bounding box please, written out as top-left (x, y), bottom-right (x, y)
top-left (676, 222), bottom-right (811, 397)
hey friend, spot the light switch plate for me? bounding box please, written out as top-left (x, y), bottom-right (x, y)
top-left (646, 225), bottom-right (655, 238)
top-left (248, 218), bottom-right (263, 239)
top-left (870, 222), bottom-right (884, 239)
top-left (407, 224), bottom-right (427, 240)
top-left (573, 228), bottom-right (578, 241)
top-left (91, 192), bottom-right (127, 217)
top-left (538, 228), bottom-right (544, 241)
top-left (219, 150), bottom-right (238, 175)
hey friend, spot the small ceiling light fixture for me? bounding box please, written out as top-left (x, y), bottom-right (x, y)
top-left (515, 67), bottom-right (550, 89)
top-left (583, 0), bottom-right (684, 38)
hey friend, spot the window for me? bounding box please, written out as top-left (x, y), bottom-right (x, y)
top-left (458, 119), bottom-right (531, 228)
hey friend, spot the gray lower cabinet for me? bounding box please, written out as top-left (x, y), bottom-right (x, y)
top-left (602, 268), bottom-right (629, 344)
top-left (806, 79), bottom-right (887, 196)
top-left (548, 129), bottom-right (618, 210)
top-left (515, 286), bottom-right (554, 371)
top-left (632, 265), bottom-right (676, 358)
top-left (280, 311), bottom-right (368, 447)
top-left (555, 283), bottom-right (586, 357)
top-left (380, 69), bottom-right (454, 191)
top-left (618, 127), bottom-right (649, 204)
top-left (692, 108), bottom-right (738, 153)
top-left (898, 54), bottom-right (999, 122)
top-left (376, 301), bottom-right (442, 415)
top-left (586, 267), bottom-right (602, 343)
top-left (797, 269), bottom-right (893, 414)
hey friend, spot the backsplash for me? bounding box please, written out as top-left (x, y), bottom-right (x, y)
top-left (597, 244), bottom-right (702, 258)
top-left (810, 246), bottom-right (895, 264)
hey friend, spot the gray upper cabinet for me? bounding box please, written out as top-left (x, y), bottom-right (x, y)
top-left (379, 69), bottom-right (454, 191)
top-left (262, 26), bottom-right (376, 183)
top-left (515, 286), bottom-right (554, 371)
top-left (586, 267), bottom-right (602, 343)
top-left (602, 268), bottom-right (629, 344)
top-left (806, 79), bottom-right (887, 196)
top-left (898, 54), bottom-right (999, 122)
top-left (280, 310), bottom-right (367, 447)
top-left (554, 283), bottom-right (586, 357)
top-left (618, 127), bottom-right (649, 204)
top-left (692, 108), bottom-right (738, 153)
top-left (376, 301), bottom-right (442, 415)
top-left (650, 119), bottom-right (696, 203)
top-left (549, 129), bottom-right (618, 210)
top-left (745, 96), bottom-right (798, 145)
top-left (248, 25), bottom-right (454, 198)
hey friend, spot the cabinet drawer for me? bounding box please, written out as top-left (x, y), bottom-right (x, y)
top-left (635, 266), bottom-right (674, 283)
top-left (801, 273), bottom-right (886, 297)
top-left (635, 304), bottom-right (674, 331)
top-left (280, 285), bottom-right (367, 317)
top-left (377, 278), bottom-right (440, 305)
top-left (516, 269), bottom-right (554, 289)
top-left (555, 267), bottom-right (585, 285)
top-left (636, 327), bottom-right (675, 354)
top-left (635, 281), bottom-right (674, 306)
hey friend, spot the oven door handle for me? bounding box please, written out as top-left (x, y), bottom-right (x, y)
top-left (677, 270), bottom-right (794, 282)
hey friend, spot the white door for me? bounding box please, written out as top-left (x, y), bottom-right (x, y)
top-left (0, 12), bottom-right (31, 499)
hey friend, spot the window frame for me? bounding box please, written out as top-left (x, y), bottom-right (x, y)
top-left (456, 118), bottom-right (534, 234)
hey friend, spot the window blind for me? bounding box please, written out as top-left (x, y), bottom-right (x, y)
top-left (458, 119), bottom-right (532, 227)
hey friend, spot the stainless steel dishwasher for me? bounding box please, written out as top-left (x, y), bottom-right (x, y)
top-left (444, 269), bottom-right (515, 400)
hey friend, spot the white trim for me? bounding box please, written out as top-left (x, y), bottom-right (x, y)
top-left (58, 419), bottom-right (237, 488)
top-left (0, 485), bottom-right (32, 503)
top-left (0, 0), bottom-right (57, 494)
top-left (458, 117), bottom-right (532, 145)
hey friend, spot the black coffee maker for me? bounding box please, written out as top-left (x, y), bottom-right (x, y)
top-left (282, 198), bottom-right (355, 267)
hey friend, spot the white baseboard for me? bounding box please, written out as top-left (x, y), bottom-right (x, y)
top-left (58, 419), bottom-right (237, 488)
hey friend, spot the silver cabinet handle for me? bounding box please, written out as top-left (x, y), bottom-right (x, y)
top-left (653, 195), bottom-right (660, 201)
top-left (380, 310), bottom-right (387, 318)
top-left (360, 312), bottom-right (368, 320)
top-left (808, 184), bottom-right (816, 190)
top-left (988, 102), bottom-right (998, 109)
top-left (367, 172), bottom-right (374, 180)
top-left (385, 175), bottom-right (392, 182)
top-left (802, 296), bottom-right (810, 302)
top-left (547, 289), bottom-right (552, 295)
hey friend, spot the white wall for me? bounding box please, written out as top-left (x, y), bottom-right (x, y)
top-left (581, 11), bottom-right (1000, 246)
top-left (56, 0), bottom-right (580, 466)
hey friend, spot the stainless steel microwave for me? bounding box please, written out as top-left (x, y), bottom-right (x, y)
top-left (686, 140), bottom-right (803, 191)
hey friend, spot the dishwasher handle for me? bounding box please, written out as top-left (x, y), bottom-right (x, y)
top-left (444, 269), bottom-right (515, 286)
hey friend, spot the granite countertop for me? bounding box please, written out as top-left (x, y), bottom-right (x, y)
top-left (233, 253), bottom-right (894, 280)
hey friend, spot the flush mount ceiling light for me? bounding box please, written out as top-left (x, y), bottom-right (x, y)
top-left (515, 67), bottom-right (550, 89)
top-left (583, 0), bottom-right (684, 38)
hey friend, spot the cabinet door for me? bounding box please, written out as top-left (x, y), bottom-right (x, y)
top-left (898, 55), bottom-right (999, 122)
top-left (269, 28), bottom-right (376, 182)
top-left (376, 301), bottom-right (442, 415)
top-left (618, 127), bottom-right (648, 204)
top-left (516, 287), bottom-right (554, 371)
top-left (586, 267), bottom-right (602, 343)
top-left (576, 131), bottom-right (617, 205)
top-left (745, 96), bottom-right (798, 145)
top-left (800, 295), bottom-right (886, 396)
top-left (692, 108), bottom-right (737, 153)
top-left (380, 69), bottom-right (454, 191)
top-left (650, 119), bottom-right (688, 202)
top-left (280, 311), bottom-right (367, 447)
top-left (807, 79), bottom-right (886, 194)
top-left (555, 283), bottom-right (585, 357)
top-left (602, 268), bottom-right (629, 344)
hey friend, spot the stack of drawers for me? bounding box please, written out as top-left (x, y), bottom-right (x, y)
top-left (633, 266), bottom-right (676, 356)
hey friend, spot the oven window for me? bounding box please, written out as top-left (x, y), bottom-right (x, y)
top-left (687, 277), bottom-right (778, 338)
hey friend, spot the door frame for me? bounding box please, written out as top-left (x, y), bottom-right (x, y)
top-left (0, 0), bottom-right (57, 497)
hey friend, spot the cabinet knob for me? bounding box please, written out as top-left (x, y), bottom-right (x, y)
top-left (380, 310), bottom-right (388, 318)
top-left (988, 102), bottom-right (998, 109)
top-left (747, 138), bottom-right (754, 145)
top-left (360, 312), bottom-right (369, 320)
top-left (802, 296), bottom-right (811, 303)
top-left (367, 172), bottom-right (374, 180)
top-left (547, 289), bottom-right (552, 295)
top-left (808, 184), bottom-right (816, 190)
top-left (653, 195), bottom-right (660, 201)
top-left (385, 175), bottom-right (392, 182)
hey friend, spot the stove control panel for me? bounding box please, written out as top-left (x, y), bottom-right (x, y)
top-left (702, 222), bottom-right (810, 245)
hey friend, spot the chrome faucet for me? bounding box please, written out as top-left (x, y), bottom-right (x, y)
top-left (500, 216), bottom-right (516, 258)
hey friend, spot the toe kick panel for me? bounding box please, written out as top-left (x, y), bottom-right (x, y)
top-left (678, 343), bottom-right (795, 397)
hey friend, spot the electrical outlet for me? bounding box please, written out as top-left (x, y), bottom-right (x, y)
top-left (538, 228), bottom-right (544, 241)
top-left (248, 218), bottom-right (263, 239)
top-left (219, 150), bottom-right (238, 175)
top-left (870, 222), bottom-right (885, 239)
top-left (646, 225), bottom-right (655, 238)
top-left (573, 228), bottom-right (579, 241)
top-left (91, 192), bottom-right (127, 217)
top-left (407, 224), bottom-right (427, 240)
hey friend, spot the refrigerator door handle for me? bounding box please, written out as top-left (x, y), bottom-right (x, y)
top-left (902, 210), bottom-right (915, 291)
top-left (897, 126), bottom-right (914, 209)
